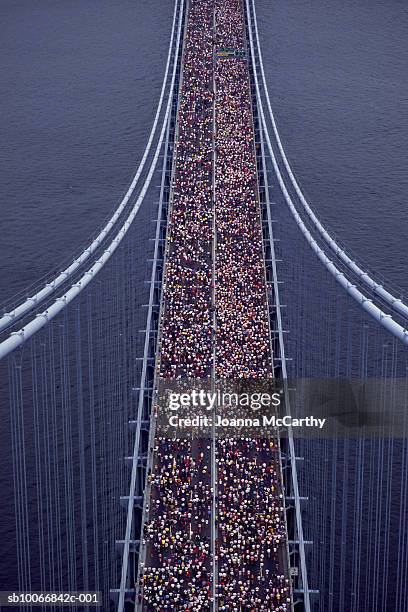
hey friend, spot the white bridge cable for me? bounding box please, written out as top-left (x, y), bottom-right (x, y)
top-left (250, 0), bottom-right (408, 322)
top-left (0, 0), bottom-right (180, 335)
top-left (0, 0), bottom-right (184, 363)
top-left (245, 0), bottom-right (408, 349)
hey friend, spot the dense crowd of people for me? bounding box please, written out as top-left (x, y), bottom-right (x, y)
top-left (214, 42), bottom-right (272, 378)
top-left (158, 0), bottom-right (214, 379)
top-left (139, 438), bottom-right (212, 609)
top-left (217, 438), bottom-right (291, 610)
top-left (159, 0), bottom-right (272, 381)
top-left (213, 3), bottom-right (290, 607)
top-left (140, 0), bottom-right (291, 608)
top-left (215, 0), bottom-right (245, 49)
top-left (141, 3), bottom-right (215, 603)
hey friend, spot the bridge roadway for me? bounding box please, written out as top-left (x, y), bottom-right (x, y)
top-left (136, 0), bottom-right (291, 609)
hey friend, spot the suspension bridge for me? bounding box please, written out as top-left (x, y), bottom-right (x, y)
top-left (1, 0), bottom-right (407, 610)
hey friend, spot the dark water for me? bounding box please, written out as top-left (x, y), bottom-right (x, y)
top-left (256, 0), bottom-right (408, 295)
top-left (0, 0), bottom-right (173, 306)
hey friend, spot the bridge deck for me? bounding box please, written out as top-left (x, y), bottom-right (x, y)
top-left (137, 0), bottom-right (291, 609)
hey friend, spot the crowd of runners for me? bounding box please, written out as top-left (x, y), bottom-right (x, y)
top-left (214, 0), bottom-right (273, 379)
top-left (139, 0), bottom-right (291, 609)
top-left (158, 0), bottom-right (272, 381)
top-left (217, 438), bottom-right (291, 610)
top-left (213, 2), bottom-right (290, 606)
top-left (140, 439), bottom-right (212, 609)
top-left (158, 0), bottom-right (214, 379)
